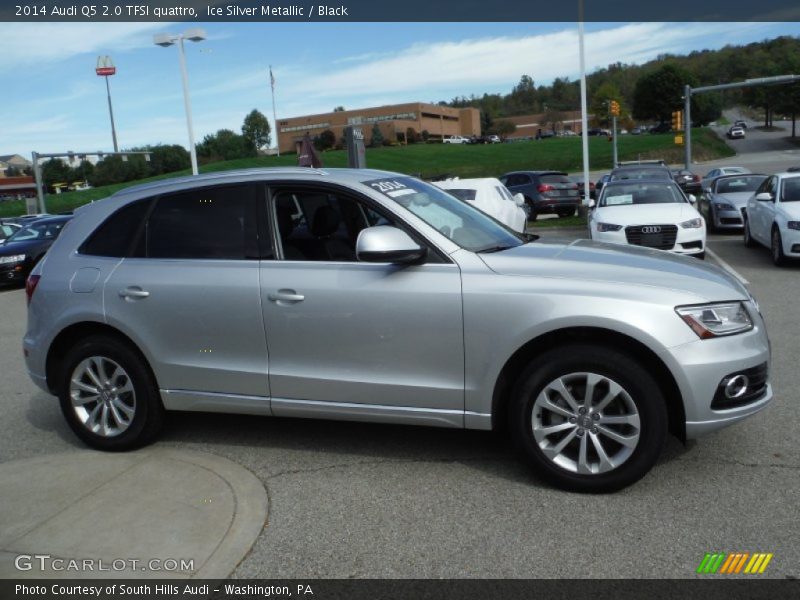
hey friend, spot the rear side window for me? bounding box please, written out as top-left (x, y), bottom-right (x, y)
top-left (540, 174), bottom-right (570, 184)
top-left (142, 185), bottom-right (259, 260)
top-left (79, 200), bottom-right (151, 257)
top-left (447, 189), bottom-right (477, 201)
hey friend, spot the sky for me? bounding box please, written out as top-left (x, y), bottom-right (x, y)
top-left (0, 21), bottom-right (797, 156)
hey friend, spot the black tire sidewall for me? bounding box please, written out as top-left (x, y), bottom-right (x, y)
top-left (58, 336), bottom-right (163, 451)
top-left (509, 344), bottom-right (667, 493)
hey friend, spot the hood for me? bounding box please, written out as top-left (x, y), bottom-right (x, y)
top-left (713, 192), bottom-right (752, 208)
top-left (0, 238), bottom-right (44, 255)
top-left (478, 239), bottom-right (748, 303)
top-left (594, 202), bottom-right (699, 225)
top-left (780, 202), bottom-right (800, 219)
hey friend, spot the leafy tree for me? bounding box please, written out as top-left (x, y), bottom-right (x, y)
top-left (241, 109), bottom-right (272, 150)
top-left (74, 159), bottom-right (94, 182)
top-left (148, 144), bottom-right (191, 174)
top-left (421, 129), bottom-right (430, 142)
top-left (333, 106), bottom-right (345, 112)
top-left (197, 129), bottom-right (256, 162)
top-left (41, 159), bottom-right (73, 190)
top-left (590, 81), bottom-right (624, 127)
top-left (493, 120), bottom-right (517, 139)
top-left (405, 128), bottom-right (420, 144)
top-left (370, 124), bottom-right (384, 147)
top-left (313, 129), bottom-right (336, 151)
top-left (4, 165), bottom-right (21, 177)
top-left (542, 107), bottom-right (564, 134)
top-left (633, 64), bottom-right (694, 124)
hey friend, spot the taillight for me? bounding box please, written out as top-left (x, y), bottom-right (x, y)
top-left (693, 175), bottom-right (701, 182)
top-left (538, 184), bottom-right (554, 193)
top-left (25, 274), bottom-right (40, 306)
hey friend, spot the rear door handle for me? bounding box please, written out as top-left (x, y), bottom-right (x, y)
top-left (268, 289), bottom-right (305, 304)
top-left (119, 286), bottom-right (150, 300)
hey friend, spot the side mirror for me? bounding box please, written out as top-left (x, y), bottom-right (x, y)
top-left (704, 187), bottom-right (712, 194)
top-left (588, 199), bottom-right (596, 209)
top-left (755, 192), bottom-right (774, 202)
top-left (513, 193), bottom-right (525, 207)
top-left (688, 194), bottom-right (697, 204)
top-left (356, 226), bottom-right (426, 264)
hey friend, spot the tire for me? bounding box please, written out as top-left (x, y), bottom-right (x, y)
top-left (706, 206), bottom-right (717, 234)
top-left (771, 226), bottom-right (787, 267)
top-left (526, 199), bottom-right (537, 221)
top-left (557, 208), bottom-right (576, 218)
top-left (695, 252), bottom-right (705, 260)
top-left (58, 335), bottom-right (165, 451)
top-left (508, 344), bottom-right (667, 493)
top-left (743, 218), bottom-right (756, 248)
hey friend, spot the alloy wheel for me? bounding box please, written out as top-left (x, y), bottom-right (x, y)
top-left (531, 372), bottom-right (641, 475)
top-left (69, 356), bottom-right (137, 437)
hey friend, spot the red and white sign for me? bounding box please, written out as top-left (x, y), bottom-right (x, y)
top-left (96, 55), bottom-right (116, 77)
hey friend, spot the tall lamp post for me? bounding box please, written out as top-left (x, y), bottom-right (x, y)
top-left (153, 28), bottom-right (206, 176)
top-left (96, 56), bottom-right (119, 152)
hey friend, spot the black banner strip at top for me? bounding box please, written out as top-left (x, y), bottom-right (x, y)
top-left (2, 0), bottom-right (800, 22)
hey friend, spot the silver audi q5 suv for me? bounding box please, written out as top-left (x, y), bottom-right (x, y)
top-left (23, 168), bottom-right (772, 492)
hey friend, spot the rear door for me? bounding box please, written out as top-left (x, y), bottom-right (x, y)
top-left (103, 184), bottom-right (270, 408)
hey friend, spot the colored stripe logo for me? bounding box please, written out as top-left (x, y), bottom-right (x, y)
top-left (697, 552), bottom-right (773, 574)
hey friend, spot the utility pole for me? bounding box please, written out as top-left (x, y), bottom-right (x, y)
top-left (96, 56), bottom-right (119, 153)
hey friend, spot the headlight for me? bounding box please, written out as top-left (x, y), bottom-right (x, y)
top-left (715, 202), bottom-right (735, 211)
top-left (787, 221), bottom-right (800, 231)
top-left (0, 254), bottom-right (25, 264)
top-left (596, 222), bottom-right (622, 232)
top-left (680, 218), bottom-right (703, 229)
top-left (676, 302), bottom-right (753, 339)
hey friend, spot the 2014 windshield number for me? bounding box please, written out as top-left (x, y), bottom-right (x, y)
top-left (371, 180), bottom-right (407, 194)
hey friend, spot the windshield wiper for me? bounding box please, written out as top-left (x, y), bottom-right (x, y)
top-left (476, 244), bottom-right (516, 254)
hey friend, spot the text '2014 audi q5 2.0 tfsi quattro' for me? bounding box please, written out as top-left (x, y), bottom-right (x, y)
top-left (23, 168), bottom-right (772, 492)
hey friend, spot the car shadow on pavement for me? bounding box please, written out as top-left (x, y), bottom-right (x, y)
top-left (151, 410), bottom-right (691, 491)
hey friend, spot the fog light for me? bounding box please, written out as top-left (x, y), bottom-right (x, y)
top-left (723, 374), bottom-right (749, 399)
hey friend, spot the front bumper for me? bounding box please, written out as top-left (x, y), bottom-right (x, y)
top-left (534, 197), bottom-right (580, 214)
top-left (712, 206), bottom-right (745, 230)
top-left (780, 226), bottom-right (800, 257)
top-left (0, 261), bottom-right (27, 283)
top-left (591, 225), bottom-right (706, 256)
top-left (665, 307), bottom-right (772, 439)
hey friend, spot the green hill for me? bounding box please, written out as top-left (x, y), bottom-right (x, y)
top-left (1, 128), bottom-right (731, 218)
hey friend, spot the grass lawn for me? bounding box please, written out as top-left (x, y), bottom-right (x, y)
top-left (529, 215), bottom-right (587, 228)
top-left (0, 128), bottom-right (733, 218)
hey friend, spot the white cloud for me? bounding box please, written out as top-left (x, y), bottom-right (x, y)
top-left (0, 23), bottom-right (162, 71)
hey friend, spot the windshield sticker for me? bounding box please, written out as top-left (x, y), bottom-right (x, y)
top-left (605, 194), bottom-right (633, 206)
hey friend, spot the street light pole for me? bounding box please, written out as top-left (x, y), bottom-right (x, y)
top-left (154, 29), bottom-right (206, 176)
top-left (578, 0), bottom-right (590, 210)
top-left (176, 36), bottom-right (199, 175)
top-left (105, 76), bottom-right (119, 153)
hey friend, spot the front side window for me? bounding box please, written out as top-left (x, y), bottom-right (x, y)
top-left (364, 176), bottom-right (524, 252)
top-left (781, 177), bottom-right (800, 202)
top-left (141, 185), bottom-right (258, 260)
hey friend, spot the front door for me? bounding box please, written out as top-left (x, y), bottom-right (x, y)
top-left (259, 185), bottom-right (464, 419)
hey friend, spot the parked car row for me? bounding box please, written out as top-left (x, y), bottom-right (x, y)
top-left (0, 214), bottom-right (73, 286)
top-left (442, 135), bottom-right (501, 144)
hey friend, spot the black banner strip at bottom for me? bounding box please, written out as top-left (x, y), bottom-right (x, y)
top-left (3, 579), bottom-right (800, 600)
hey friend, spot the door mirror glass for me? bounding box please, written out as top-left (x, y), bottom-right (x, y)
top-left (588, 199), bottom-right (596, 209)
top-left (755, 192), bottom-right (774, 202)
top-left (513, 193), bottom-right (525, 207)
top-left (356, 226), bottom-right (426, 264)
top-left (687, 194), bottom-right (697, 204)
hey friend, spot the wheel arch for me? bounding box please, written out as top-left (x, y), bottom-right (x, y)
top-left (491, 326), bottom-right (686, 441)
top-left (45, 321), bottom-right (157, 396)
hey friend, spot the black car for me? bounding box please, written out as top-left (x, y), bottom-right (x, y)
top-left (0, 215), bottom-right (71, 286)
top-left (670, 168), bottom-right (702, 195)
top-left (0, 220), bottom-right (22, 243)
top-left (649, 122), bottom-right (671, 134)
top-left (500, 171), bottom-right (580, 219)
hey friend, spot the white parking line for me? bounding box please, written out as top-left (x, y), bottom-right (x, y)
top-left (706, 246), bottom-right (750, 285)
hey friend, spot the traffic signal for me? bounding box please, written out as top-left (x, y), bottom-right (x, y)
top-left (672, 110), bottom-right (683, 131)
top-left (610, 100), bottom-right (620, 117)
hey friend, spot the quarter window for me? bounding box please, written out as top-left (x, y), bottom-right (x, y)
top-left (79, 199), bottom-right (151, 257)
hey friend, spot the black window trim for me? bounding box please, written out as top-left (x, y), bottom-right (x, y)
top-left (263, 180), bottom-right (453, 265)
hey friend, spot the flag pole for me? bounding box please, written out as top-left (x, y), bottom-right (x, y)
top-left (270, 66), bottom-right (280, 157)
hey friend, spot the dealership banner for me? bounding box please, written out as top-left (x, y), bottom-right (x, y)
top-left (3, 579), bottom-right (800, 600)
top-left (2, 0), bottom-right (800, 22)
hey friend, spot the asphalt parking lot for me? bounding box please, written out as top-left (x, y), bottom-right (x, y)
top-left (0, 231), bottom-right (798, 580)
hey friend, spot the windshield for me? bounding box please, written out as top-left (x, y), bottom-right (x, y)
top-left (6, 220), bottom-right (66, 243)
top-left (610, 169), bottom-right (672, 181)
top-left (715, 176), bottom-right (766, 194)
top-left (600, 182), bottom-right (687, 207)
top-left (363, 177), bottom-right (524, 252)
top-left (782, 177), bottom-right (800, 202)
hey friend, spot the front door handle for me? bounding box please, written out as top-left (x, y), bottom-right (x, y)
top-left (268, 289), bottom-right (305, 304)
top-left (119, 286), bottom-right (150, 300)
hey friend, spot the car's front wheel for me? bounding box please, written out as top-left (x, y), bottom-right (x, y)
top-left (772, 227), bottom-right (787, 266)
top-left (509, 344), bottom-right (667, 493)
top-left (744, 218), bottom-right (756, 247)
top-left (58, 335), bottom-right (165, 451)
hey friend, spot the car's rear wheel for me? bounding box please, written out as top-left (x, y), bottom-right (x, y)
top-left (557, 208), bottom-right (575, 218)
top-left (743, 218), bottom-right (756, 247)
top-left (58, 335), bottom-right (164, 451)
top-left (772, 226), bottom-right (787, 266)
top-left (526, 199), bottom-right (537, 221)
top-left (509, 344), bottom-right (667, 493)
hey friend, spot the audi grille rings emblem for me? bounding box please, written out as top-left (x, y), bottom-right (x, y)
top-left (641, 226), bottom-right (662, 234)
